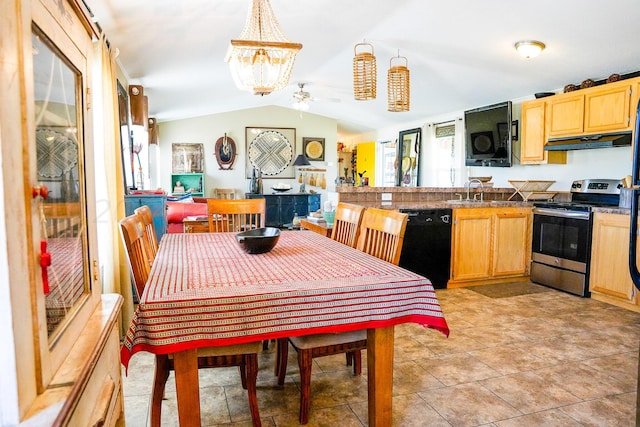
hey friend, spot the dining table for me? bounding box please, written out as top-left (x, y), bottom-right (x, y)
top-left (121, 230), bottom-right (449, 426)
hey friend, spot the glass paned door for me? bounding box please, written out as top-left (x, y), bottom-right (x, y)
top-left (32, 27), bottom-right (90, 338)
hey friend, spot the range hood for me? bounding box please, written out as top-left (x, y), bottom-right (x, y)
top-left (545, 131), bottom-right (632, 151)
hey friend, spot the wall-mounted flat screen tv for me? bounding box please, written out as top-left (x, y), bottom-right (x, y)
top-left (464, 101), bottom-right (512, 167)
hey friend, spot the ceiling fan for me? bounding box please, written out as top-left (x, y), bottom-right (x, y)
top-left (291, 82), bottom-right (340, 111)
top-left (292, 83), bottom-right (314, 111)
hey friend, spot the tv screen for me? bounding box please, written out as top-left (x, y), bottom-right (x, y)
top-left (464, 101), bottom-right (512, 167)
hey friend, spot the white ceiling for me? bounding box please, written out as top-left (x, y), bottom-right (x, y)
top-left (87, 0), bottom-right (640, 136)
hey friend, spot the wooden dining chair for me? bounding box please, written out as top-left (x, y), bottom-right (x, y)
top-left (276, 207), bottom-right (409, 424)
top-left (119, 214), bottom-right (263, 427)
top-left (207, 198), bottom-right (266, 232)
top-left (214, 188), bottom-right (237, 199)
top-left (134, 205), bottom-right (158, 263)
top-left (330, 202), bottom-right (365, 247)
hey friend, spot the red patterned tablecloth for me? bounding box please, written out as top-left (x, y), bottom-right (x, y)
top-left (121, 230), bottom-right (449, 368)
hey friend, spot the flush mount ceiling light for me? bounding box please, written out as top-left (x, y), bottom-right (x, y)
top-left (353, 42), bottom-right (377, 100)
top-left (225, 0), bottom-right (303, 96)
top-left (514, 40), bottom-right (545, 59)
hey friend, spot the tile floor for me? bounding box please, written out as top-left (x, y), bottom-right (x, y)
top-left (122, 282), bottom-right (640, 426)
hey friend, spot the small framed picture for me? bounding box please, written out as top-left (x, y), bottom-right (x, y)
top-left (303, 137), bottom-right (325, 161)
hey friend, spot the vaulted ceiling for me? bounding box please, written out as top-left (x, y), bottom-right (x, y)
top-left (87, 0), bottom-right (640, 136)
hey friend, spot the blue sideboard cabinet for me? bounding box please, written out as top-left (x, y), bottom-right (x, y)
top-left (246, 193), bottom-right (321, 227)
top-left (124, 194), bottom-right (167, 241)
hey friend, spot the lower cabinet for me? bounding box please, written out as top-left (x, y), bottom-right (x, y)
top-left (449, 207), bottom-right (532, 286)
top-left (124, 194), bottom-right (167, 241)
top-left (247, 193), bottom-right (321, 227)
top-left (590, 212), bottom-right (639, 310)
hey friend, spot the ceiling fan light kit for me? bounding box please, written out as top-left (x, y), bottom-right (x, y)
top-left (387, 55), bottom-right (410, 112)
top-left (353, 42), bottom-right (377, 100)
top-left (514, 40), bottom-right (545, 59)
top-left (226, 0), bottom-right (302, 96)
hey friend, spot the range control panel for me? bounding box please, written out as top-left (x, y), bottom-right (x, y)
top-left (570, 179), bottom-right (623, 194)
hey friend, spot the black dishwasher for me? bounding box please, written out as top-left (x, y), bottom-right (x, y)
top-left (399, 209), bottom-right (452, 289)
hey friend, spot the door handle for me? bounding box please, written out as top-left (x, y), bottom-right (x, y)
top-left (40, 240), bottom-right (51, 294)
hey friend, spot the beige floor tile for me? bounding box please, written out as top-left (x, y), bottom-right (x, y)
top-left (559, 393), bottom-right (637, 426)
top-left (416, 352), bottom-right (501, 386)
top-left (419, 382), bottom-right (521, 426)
top-left (494, 408), bottom-right (584, 426)
top-left (480, 371), bottom-right (582, 413)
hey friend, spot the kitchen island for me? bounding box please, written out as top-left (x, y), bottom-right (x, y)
top-left (337, 186), bottom-right (541, 288)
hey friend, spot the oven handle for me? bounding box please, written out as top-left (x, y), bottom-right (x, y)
top-left (532, 207), bottom-right (590, 220)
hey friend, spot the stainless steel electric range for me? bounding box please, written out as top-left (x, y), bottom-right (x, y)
top-left (531, 178), bottom-right (623, 297)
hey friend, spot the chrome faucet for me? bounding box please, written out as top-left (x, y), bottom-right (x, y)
top-left (466, 178), bottom-right (484, 201)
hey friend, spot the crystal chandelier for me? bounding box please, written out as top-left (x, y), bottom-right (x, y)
top-left (226, 0), bottom-right (303, 96)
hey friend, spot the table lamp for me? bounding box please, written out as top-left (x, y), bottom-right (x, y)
top-left (293, 154), bottom-right (311, 192)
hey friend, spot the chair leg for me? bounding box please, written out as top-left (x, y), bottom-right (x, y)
top-left (297, 349), bottom-right (313, 424)
top-left (352, 350), bottom-right (362, 376)
top-left (245, 354), bottom-right (262, 427)
top-left (346, 351), bottom-right (353, 366)
top-left (276, 338), bottom-right (289, 385)
top-left (151, 354), bottom-right (170, 427)
top-left (239, 363), bottom-right (248, 389)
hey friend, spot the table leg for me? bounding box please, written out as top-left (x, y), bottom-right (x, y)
top-left (367, 326), bottom-right (395, 426)
top-left (173, 349), bottom-right (200, 426)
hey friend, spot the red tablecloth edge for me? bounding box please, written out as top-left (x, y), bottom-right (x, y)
top-left (120, 314), bottom-right (449, 372)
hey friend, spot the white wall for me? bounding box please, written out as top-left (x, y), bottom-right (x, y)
top-left (363, 102), bottom-right (634, 192)
top-left (158, 106), bottom-right (339, 204)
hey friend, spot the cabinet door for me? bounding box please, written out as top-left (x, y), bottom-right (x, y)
top-left (451, 209), bottom-right (492, 281)
top-left (492, 209), bottom-right (531, 277)
top-left (30, 6), bottom-right (100, 388)
top-left (584, 84), bottom-right (632, 133)
top-left (308, 194), bottom-right (321, 213)
top-left (590, 213), bottom-right (636, 302)
top-left (264, 196), bottom-right (280, 227)
top-left (521, 100), bottom-right (566, 165)
top-left (548, 93), bottom-right (584, 137)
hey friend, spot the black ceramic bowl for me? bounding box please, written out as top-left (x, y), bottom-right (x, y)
top-left (236, 227), bottom-right (281, 254)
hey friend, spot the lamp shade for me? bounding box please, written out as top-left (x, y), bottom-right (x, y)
top-left (293, 154), bottom-right (311, 166)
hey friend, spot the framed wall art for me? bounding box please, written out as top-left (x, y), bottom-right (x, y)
top-left (302, 137), bottom-right (325, 161)
top-left (245, 127), bottom-right (296, 178)
top-left (172, 143), bottom-right (204, 173)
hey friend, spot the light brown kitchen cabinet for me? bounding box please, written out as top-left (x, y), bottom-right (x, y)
top-left (547, 78), bottom-right (637, 139)
top-left (584, 84), bottom-right (632, 133)
top-left (547, 93), bottom-right (585, 138)
top-left (589, 212), bottom-right (639, 311)
top-left (520, 99), bottom-right (566, 164)
top-left (449, 207), bottom-right (532, 287)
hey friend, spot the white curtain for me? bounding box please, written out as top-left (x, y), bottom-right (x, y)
top-left (93, 36), bottom-right (134, 333)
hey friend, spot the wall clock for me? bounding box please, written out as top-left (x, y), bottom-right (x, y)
top-left (245, 127), bottom-right (295, 178)
top-left (214, 133), bottom-right (236, 170)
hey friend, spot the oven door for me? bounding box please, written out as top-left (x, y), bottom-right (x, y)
top-left (531, 207), bottom-right (593, 296)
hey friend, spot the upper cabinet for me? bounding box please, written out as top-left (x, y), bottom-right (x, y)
top-left (520, 99), bottom-right (566, 164)
top-left (547, 78), bottom-right (637, 139)
top-left (547, 93), bottom-right (585, 137)
top-left (584, 84), bottom-right (632, 133)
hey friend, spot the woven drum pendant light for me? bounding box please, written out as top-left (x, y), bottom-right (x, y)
top-left (387, 54), bottom-right (410, 112)
top-left (226, 0), bottom-right (303, 96)
top-left (353, 42), bottom-right (376, 100)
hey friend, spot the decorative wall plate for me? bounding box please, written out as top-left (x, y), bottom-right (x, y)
top-left (303, 137), bottom-right (325, 161)
top-left (214, 133), bottom-right (236, 170)
top-left (246, 127), bottom-right (295, 178)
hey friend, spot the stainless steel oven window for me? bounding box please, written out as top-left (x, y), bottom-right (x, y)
top-left (532, 213), bottom-right (591, 264)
